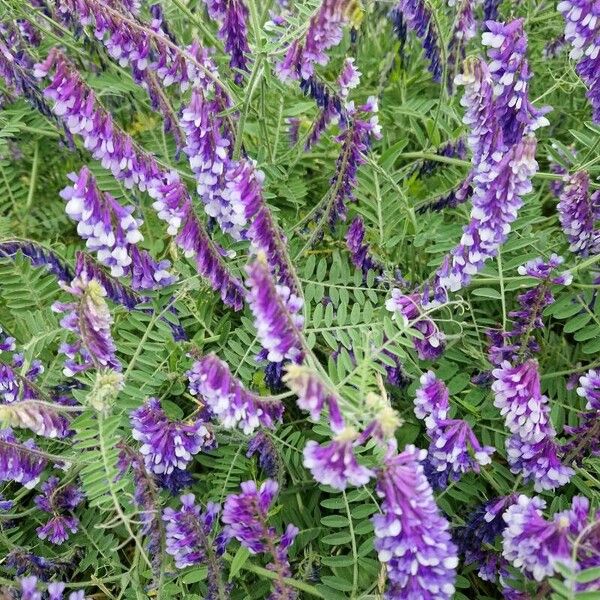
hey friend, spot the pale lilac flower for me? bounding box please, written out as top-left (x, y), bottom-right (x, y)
top-left (557, 171), bottom-right (600, 256)
top-left (372, 443), bottom-right (458, 599)
top-left (303, 428), bottom-right (374, 490)
top-left (187, 353), bottom-right (284, 434)
top-left (338, 57), bottom-right (360, 98)
top-left (0, 399), bottom-right (72, 439)
top-left (577, 369), bottom-right (600, 410)
top-left (517, 254), bottom-right (573, 284)
top-left (130, 398), bottom-right (214, 475)
top-left (414, 370), bottom-right (449, 427)
top-left (446, 0), bottom-right (477, 93)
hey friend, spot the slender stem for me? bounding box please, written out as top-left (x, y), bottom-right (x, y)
top-left (24, 142), bottom-right (39, 215)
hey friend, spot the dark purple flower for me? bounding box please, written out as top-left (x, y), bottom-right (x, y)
top-left (0, 240), bottom-right (73, 283)
top-left (372, 443), bottom-right (458, 599)
top-left (204, 0), bottom-right (251, 83)
top-left (390, 0), bottom-right (442, 82)
top-left (187, 353), bottom-right (284, 434)
top-left (559, 0), bottom-right (600, 123)
top-left (247, 431), bottom-right (280, 478)
top-left (483, 0), bottom-right (500, 21)
top-left (417, 138), bottom-right (467, 178)
top-left (6, 549), bottom-right (70, 579)
top-left (346, 216), bottom-right (382, 276)
top-left (385, 291), bottom-right (445, 360)
top-left (0, 428), bottom-right (47, 488)
top-left (557, 171), bottom-right (600, 256)
top-left (130, 397), bottom-right (214, 475)
top-left (543, 34), bottom-right (566, 59)
top-left (492, 360), bottom-right (573, 491)
top-left (245, 256), bottom-right (304, 364)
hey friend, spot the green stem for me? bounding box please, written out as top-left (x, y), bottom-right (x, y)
top-left (24, 142), bottom-right (39, 215)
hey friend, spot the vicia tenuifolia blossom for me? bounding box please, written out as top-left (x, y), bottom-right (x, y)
top-left (0, 428), bottom-right (47, 488)
top-left (346, 216), bottom-right (383, 276)
top-left (558, 0), bottom-right (600, 123)
top-left (130, 397), bottom-right (214, 476)
top-left (34, 476), bottom-right (83, 545)
top-left (0, 240), bottom-right (73, 284)
top-left (446, 0), bottom-right (477, 93)
top-left (502, 494), bottom-right (600, 586)
top-left (492, 360), bottom-right (573, 491)
top-left (187, 353), bottom-right (284, 434)
top-left (557, 171), bottom-right (600, 256)
top-left (385, 290), bottom-right (445, 360)
top-left (18, 576), bottom-right (85, 600)
top-left (389, 0), bottom-right (442, 82)
top-left (276, 0), bottom-right (361, 81)
top-left (34, 49), bottom-right (245, 310)
top-left (372, 442), bottom-right (458, 599)
top-left (52, 271), bottom-right (121, 376)
top-left (247, 431), bottom-right (280, 478)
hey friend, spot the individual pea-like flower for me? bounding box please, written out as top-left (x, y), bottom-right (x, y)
top-left (130, 398), bottom-right (215, 475)
top-left (187, 353), bottom-right (284, 434)
top-left (34, 476), bottom-right (83, 545)
top-left (247, 431), bottom-right (280, 479)
top-left (0, 326), bottom-right (16, 354)
top-left (276, 0), bottom-right (361, 81)
top-left (492, 360), bottom-right (573, 491)
top-left (414, 370), bottom-right (450, 427)
top-left (303, 427), bottom-right (374, 490)
top-left (372, 443), bottom-right (458, 599)
top-left (389, 0), bottom-right (442, 82)
top-left (517, 254), bottom-right (573, 284)
top-left (245, 255), bottom-right (304, 364)
top-left (52, 274), bottom-right (121, 377)
top-left (557, 171), bottom-right (600, 256)
top-left (577, 369), bottom-right (600, 411)
top-left (385, 290), bottom-right (445, 360)
top-left (338, 57), bottom-right (360, 98)
top-left (502, 494), bottom-right (596, 582)
top-left (0, 428), bottom-right (47, 488)
top-left (558, 0), bottom-right (600, 123)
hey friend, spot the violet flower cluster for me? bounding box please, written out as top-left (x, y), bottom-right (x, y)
top-left (17, 576), bottom-right (85, 600)
top-left (247, 431), bottom-right (280, 478)
top-left (34, 476), bottom-right (83, 545)
top-left (130, 397), bottom-right (214, 476)
top-left (34, 49), bottom-right (245, 310)
top-left (0, 428), bottom-right (47, 488)
top-left (372, 443), bottom-right (458, 599)
top-left (447, 0), bottom-right (477, 93)
top-left (414, 371), bottom-right (494, 488)
top-left (503, 494), bottom-right (600, 586)
top-left (492, 359), bottom-right (573, 491)
top-left (389, 0), bottom-right (442, 82)
top-left (60, 167), bottom-right (174, 289)
top-left (385, 290), bottom-right (445, 360)
top-left (0, 240), bottom-right (73, 284)
top-left (558, 0), bottom-right (600, 123)
top-left (346, 216), bottom-right (383, 277)
top-left (52, 272), bottom-right (121, 377)
top-left (222, 479), bottom-right (299, 599)
top-left (276, 0), bottom-right (360, 81)
top-left (187, 353), bottom-right (284, 434)
top-left (557, 171), bottom-right (600, 256)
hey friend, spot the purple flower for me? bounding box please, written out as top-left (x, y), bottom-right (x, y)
top-left (338, 57), bottom-right (361, 98)
top-left (52, 274), bottom-right (121, 376)
top-left (187, 353), bottom-right (284, 434)
top-left (17, 576), bottom-right (85, 600)
top-left (0, 240), bottom-right (73, 283)
top-left (346, 216), bottom-right (382, 276)
top-left (303, 428), bottom-right (374, 490)
top-left (543, 34), bottom-right (566, 59)
top-left (578, 368), bottom-right (600, 410)
top-left (204, 0), bottom-right (250, 83)
top-left (446, 0), bottom-right (477, 93)
top-left (492, 360), bottom-right (573, 491)
top-left (372, 443), bottom-right (458, 599)
top-left (34, 476), bottom-right (83, 545)
top-left (130, 398), bottom-right (214, 475)
top-left (517, 254), bottom-right (573, 284)
top-left (276, 0), bottom-right (357, 81)
top-left (247, 431), bottom-right (280, 478)
top-left (390, 0), bottom-right (442, 82)
top-left (483, 0), bottom-right (500, 21)
top-left (482, 20), bottom-right (550, 145)
top-left (385, 290), bottom-right (445, 360)
top-left (6, 549), bottom-right (70, 579)
top-left (558, 0), bottom-right (600, 123)
top-left (19, 576), bottom-right (42, 600)
top-left (245, 256), bottom-right (304, 364)
top-left (162, 494), bottom-right (223, 569)
top-left (414, 370), bottom-right (450, 427)
top-left (557, 171), bottom-right (600, 256)
top-left (0, 428), bottom-right (47, 488)
top-left (0, 399), bottom-right (73, 440)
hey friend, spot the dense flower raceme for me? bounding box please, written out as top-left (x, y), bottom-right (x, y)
top-left (557, 171), bottom-right (600, 256)
top-left (52, 272), bottom-right (121, 377)
top-left (276, 0), bottom-right (361, 82)
top-left (385, 290), bottom-right (445, 360)
top-left (16, 576), bottom-right (85, 600)
top-left (492, 360), bottom-right (573, 491)
top-left (33, 49), bottom-right (245, 310)
top-left (558, 0), bottom-right (600, 122)
top-left (203, 0), bottom-right (250, 83)
top-left (372, 443), bottom-right (458, 599)
top-left (222, 479), bottom-right (299, 599)
top-left (414, 372), bottom-right (494, 488)
top-left (446, 0), bottom-right (477, 93)
top-left (346, 216), bottom-right (383, 276)
top-left (389, 0), bottom-right (442, 82)
top-left (245, 255), bottom-right (304, 364)
top-left (503, 494), bottom-right (600, 585)
top-left (34, 476), bottom-right (83, 545)
top-left (187, 353), bottom-right (284, 434)
top-left (487, 255), bottom-right (573, 365)
top-left (0, 428), bottom-right (47, 488)
top-left (0, 240), bottom-right (73, 284)
top-left (60, 167), bottom-right (175, 289)
top-left (130, 397), bottom-right (214, 476)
